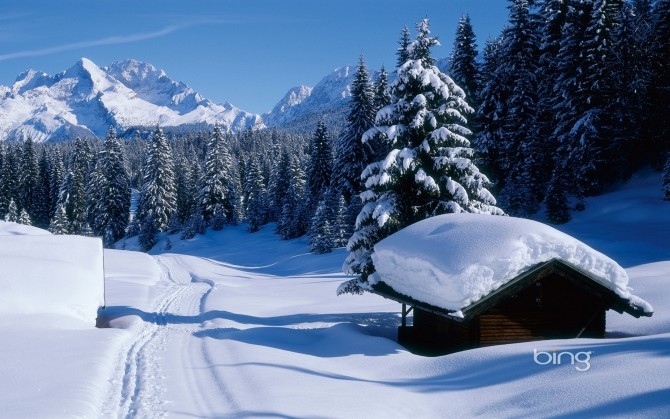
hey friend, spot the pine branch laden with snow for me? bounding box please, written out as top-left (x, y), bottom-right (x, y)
top-left (343, 19), bottom-right (503, 289)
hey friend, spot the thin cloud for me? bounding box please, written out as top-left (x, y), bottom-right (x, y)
top-left (0, 22), bottom-right (198, 62)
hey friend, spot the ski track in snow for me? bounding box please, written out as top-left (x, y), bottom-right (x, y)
top-left (101, 254), bottom-right (231, 418)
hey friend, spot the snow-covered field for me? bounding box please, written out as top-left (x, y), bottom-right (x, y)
top-left (1, 169), bottom-right (669, 418)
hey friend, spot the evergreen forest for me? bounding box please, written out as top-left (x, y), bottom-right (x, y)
top-left (1, 0), bottom-right (668, 269)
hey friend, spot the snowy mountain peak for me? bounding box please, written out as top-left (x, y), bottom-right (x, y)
top-left (105, 59), bottom-right (167, 85)
top-left (269, 85), bottom-right (313, 115)
top-left (263, 66), bottom-right (355, 128)
top-left (104, 59), bottom-right (208, 112)
top-left (62, 57), bottom-right (119, 100)
top-left (12, 69), bottom-right (52, 95)
top-left (0, 59), bottom-right (359, 141)
top-left (0, 57), bottom-right (263, 142)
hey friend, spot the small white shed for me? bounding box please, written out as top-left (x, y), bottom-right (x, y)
top-left (0, 233), bottom-right (105, 326)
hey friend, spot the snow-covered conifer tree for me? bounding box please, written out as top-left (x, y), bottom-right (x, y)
top-left (175, 152), bottom-right (199, 225)
top-left (491, 0), bottom-right (543, 216)
top-left (342, 19), bottom-right (504, 293)
top-left (18, 208), bottom-right (32, 226)
top-left (19, 136), bottom-right (39, 221)
top-left (244, 157), bottom-right (268, 232)
top-left (307, 118), bottom-right (333, 211)
top-left (136, 126), bottom-right (177, 236)
top-left (49, 148), bottom-right (65, 219)
top-left (34, 149), bottom-right (53, 228)
top-left (545, 167), bottom-right (571, 224)
top-left (55, 138), bottom-right (91, 234)
top-left (396, 25), bottom-right (412, 69)
top-left (373, 65), bottom-right (392, 113)
top-left (309, 200), bottom-right (334, 254)
top-left (48, 203), bottom-right (69, 235)
top-left (87, 127), bottom-right (131, 246)
top-left (331, 192), bottom-right (349, 248)
top-left (449, 14), bottom-right (481, 106)
top-left (474, 36), bottom-right (506, 183)
top-left (332, 56), bottom-right (376, 204)
top-left (277, 156), bottom-right (308, 240)
top-left (138, 213), bottom-right (158, 252)
top-left (268, 149), bottom-right (291, 223)
top-left (4, 199), bottom-right (18, 222)
top-left (199, 124), bottom-right (237, 227)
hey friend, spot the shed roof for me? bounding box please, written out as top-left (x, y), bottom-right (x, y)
top-left (371, 258), bottom-right (653, 321)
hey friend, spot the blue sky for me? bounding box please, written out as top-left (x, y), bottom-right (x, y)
top-left (0, 0), bottom-right (509, 114)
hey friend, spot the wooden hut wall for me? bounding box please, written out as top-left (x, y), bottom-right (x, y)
top-left (477, 272), bottom-right (607, 346)
top-left (404, 309), bottom-right (479, 352)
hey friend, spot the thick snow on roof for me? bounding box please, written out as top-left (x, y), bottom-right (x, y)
top-left (370, 213), bottom-right (652, 315)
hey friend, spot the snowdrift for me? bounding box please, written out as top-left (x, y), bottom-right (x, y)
top-left (0, 230), bottom-right (105, 326)
top-left (370, 213), bottom-right (653, 314)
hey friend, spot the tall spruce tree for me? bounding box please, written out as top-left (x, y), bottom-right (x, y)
top-left (199, 124), bottom-right (237, 226)
top-left (136, 125), bottom-right (177, 239)
top-left (55, 138), bottom-right (92, 234)
top-left (496, 0), bottom-right (543, 216)
top-left (551, 0), bottom-right (626, 199)
top-left (342, 20), bottom-right (504, 293)
top-left (475, 35), bottom-right (506, 184)
top-left (244, 157), bottom-right (268, 232)
top-left (19, 136), bottom-right (39, 220)
top-left (373, 65), bottom-right (392, 113)
top-left (18, 208), bottom-right (32, 226)
top-left (332, 57), bottom-right (376, 203)
top-left (49, 148), bottom-right (65, 220)
top-left (34, 148), bottom-right (53, 228)
top-left (5, 199), bottom-right (18, 222)
top-left (48, 203), bottom-right (69, 234)
top-left (174, 152), bottom-right (199, 225)
top-left (396, 25), bottom-right (412, 69)
top-left (449, 14), bottom-right (481, 107)
top-left (268, 149), bottom-right (291, 223)
top-left (309, 200), bottom-right (334, 254)
top-left (306, 118), bottom-right (333, 214)
top-left (612, 0), bottom-right (654, 174)
top-left (545, 165), bottom-right (571, 224)
top-left (87, 127), bottom-right (131, 246)
top-left (277, 155), bottom-right (308, 240)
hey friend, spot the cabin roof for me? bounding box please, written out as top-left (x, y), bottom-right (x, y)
top-left (370, 258), bottom-right (653, 321)
top-left (367, 213), bottom-right (653, 317)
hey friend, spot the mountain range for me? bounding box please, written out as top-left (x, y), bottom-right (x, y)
top-left (0, 58), bottom-right (357, 142)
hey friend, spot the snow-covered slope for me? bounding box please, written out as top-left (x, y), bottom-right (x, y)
top-left (0, 170), bottom-right (668, 417)
top-left (0, 58), bottom-right (263, 142)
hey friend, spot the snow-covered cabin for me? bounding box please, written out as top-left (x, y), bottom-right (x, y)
top-left (367, 214), bottom-right (653, 354)
top-left (0, 224), bottom-right (105, 327)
